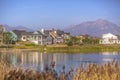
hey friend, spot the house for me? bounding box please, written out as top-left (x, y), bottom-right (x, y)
top-left (39, 29), bottom-right (53, 45)
top-left (49, 29), bottom-right (71, 44)
top-left (12, 30), bottom-right (27, 41)
top-left (25, 31), bottom-right (43, 45)
top-left (62, 32), bottom-right (70, 39)
top-left (20, 31), bottom-right (45, 45)
top-left (99, 33), bottom-right (120, 44)
top-left (49, 30), bottom-right (64, 44)
top-left (37, 30), bottom-right (53, 45)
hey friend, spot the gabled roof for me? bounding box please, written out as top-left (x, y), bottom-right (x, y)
top-left (50, 31), bottom-right (58, 39)
top-left (33, 31), bottom-right (39, 34)
top-left (12, 30), bottom-right (27, 37)
top-left (44, 30), bottom-right (52, 36)
top-left (37, 31), bottom-right (47, 36)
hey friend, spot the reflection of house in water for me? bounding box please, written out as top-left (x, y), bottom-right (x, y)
top-left (21, 52), bottom-right (43, 70)
top-left (20, 52), bottom-right (94, 70)
top-left (40, 53), bottom-right (67, 70)
top-left (101, 52), bottom-right (118, 55)
top-left (101, 52), bottom-right (118, 62)
top-left (20, 52), bottom-right (68, 70)
top-left (10, 55), bottom-right (17, 65)
top-left (5, 53), bottom-right (21, 66)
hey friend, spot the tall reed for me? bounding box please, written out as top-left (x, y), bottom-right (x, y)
top-left (0, 61), bottom-right (120, 80)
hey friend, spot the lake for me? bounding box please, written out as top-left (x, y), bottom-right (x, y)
top-left (0, 51), bottom-right (120, 72)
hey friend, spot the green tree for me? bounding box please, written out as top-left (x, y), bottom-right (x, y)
top-left (0, 25), bottom-right (4, 44)
top-left (3, 32), bottom-right (12, 44)
top-left (82, 37), bottom-right (99, 45)
top-left (70, 36), bottom-right (80, 45)
top-left (92, 38), bottom-right (99, 44)
top-left (82, 37), bottom-right (92, 44)
top-left (66, 40), bottom-right (73, 46)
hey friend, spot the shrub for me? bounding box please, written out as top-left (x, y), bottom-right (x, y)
top-left (66, 41), bottom-right (73, 46)
top-left (25, 43), bottom-right (38, 46)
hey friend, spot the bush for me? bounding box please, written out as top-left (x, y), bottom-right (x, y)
top-left (66, 41), bottom-right (73, 46)
top-left (25, 43), bottom-right (37, 46)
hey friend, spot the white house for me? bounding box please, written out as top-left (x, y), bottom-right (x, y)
top-left (100, 33), bottom-right (120, 44)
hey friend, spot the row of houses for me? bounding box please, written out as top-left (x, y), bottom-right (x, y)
top-left (10, 31), bottom-right (120, 45)
top-left (1, 25), bottom-right (120, 45)
top-left (10, 29), bottom-right (70, 45)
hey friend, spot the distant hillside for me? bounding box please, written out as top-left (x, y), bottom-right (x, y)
top-left (3, 24), bottom-right (33, 31)
top-left (64, 19), bottom-right (120, 37)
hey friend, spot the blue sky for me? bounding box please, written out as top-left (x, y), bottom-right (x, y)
top-left (0, 0), bottom-right (120, 29)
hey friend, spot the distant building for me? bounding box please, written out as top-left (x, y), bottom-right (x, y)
top-left (49, 29), bottom-right (67, 44)
top-left (78, 34), bottom-right (89, 38)
top-left (12, 30), bottom-right (27, 41)
top-left (99, 33), bottom-right (120, 44)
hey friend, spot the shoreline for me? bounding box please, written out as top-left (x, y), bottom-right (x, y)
top-left (45, 44), bottom-right (120, 53)
top-left (0, 44), bottom-right (120, 53)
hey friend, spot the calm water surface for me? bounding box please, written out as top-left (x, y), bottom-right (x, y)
top-left (0, 51), bottom-right (120, 72)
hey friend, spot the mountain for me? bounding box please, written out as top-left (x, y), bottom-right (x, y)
top-left (3, 24), bottom-right (33, 31)
top-left (64, 19), bottom-right (120, 37)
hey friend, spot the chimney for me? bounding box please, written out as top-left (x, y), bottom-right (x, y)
top-left (41, 28), bottom-right (44, 34)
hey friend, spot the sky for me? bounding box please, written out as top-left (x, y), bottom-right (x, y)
top-left (0, 0), bottom-right (120, 29)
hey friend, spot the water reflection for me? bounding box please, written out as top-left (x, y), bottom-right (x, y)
top-left (101, 51), bottom-right (119, 55)
top-left (101, 52), bottom-right (120, 62)
top-left (0, 51), bottom-right (120, 72)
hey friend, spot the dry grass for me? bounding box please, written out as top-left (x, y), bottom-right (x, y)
top-left (0, 62), bottom-right (6, 80)
top-left (73, 61), bottom-right (120, 80)
top-left (0, 61), bottom-right (120, 80)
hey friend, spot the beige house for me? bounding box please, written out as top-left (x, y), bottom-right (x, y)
top-left (100, 33), bottom-right (120, 44)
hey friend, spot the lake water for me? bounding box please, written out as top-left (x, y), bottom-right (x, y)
top-left (0, 51), bottom-right (120, 72)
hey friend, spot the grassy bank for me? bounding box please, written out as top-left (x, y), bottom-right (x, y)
top-left (46, 44), bottom-right (120, 53)
top-left (1, 44), bottom-right (120, 53)
top-left (0, 42), bottom-right (45, 52)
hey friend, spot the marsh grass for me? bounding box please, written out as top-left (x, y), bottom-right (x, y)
top-left (1, 44), bottom-right (120, 53)
top-left (0, 62), bottom-right (6, 80)
top-left (0, 60), bottom-right (120, 80)
top-left (73, 61), bottom-right (120, 80)
top-left (0, 60), bottom-right (13, 80)
top-left (46, 44), bottom-right (120, 53)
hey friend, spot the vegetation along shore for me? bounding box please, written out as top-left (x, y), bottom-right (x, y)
top-left (1, 44), bottom-right (120, 53)
top-left (0, 60), bottom-right (120, 80)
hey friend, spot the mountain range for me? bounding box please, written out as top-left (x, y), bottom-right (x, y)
top-left (2, 19), bottom-right (120, 37)
top-left (3, 24), bottom-right (33, 31)
top-left (64, 19), bottom-right (120, 37)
